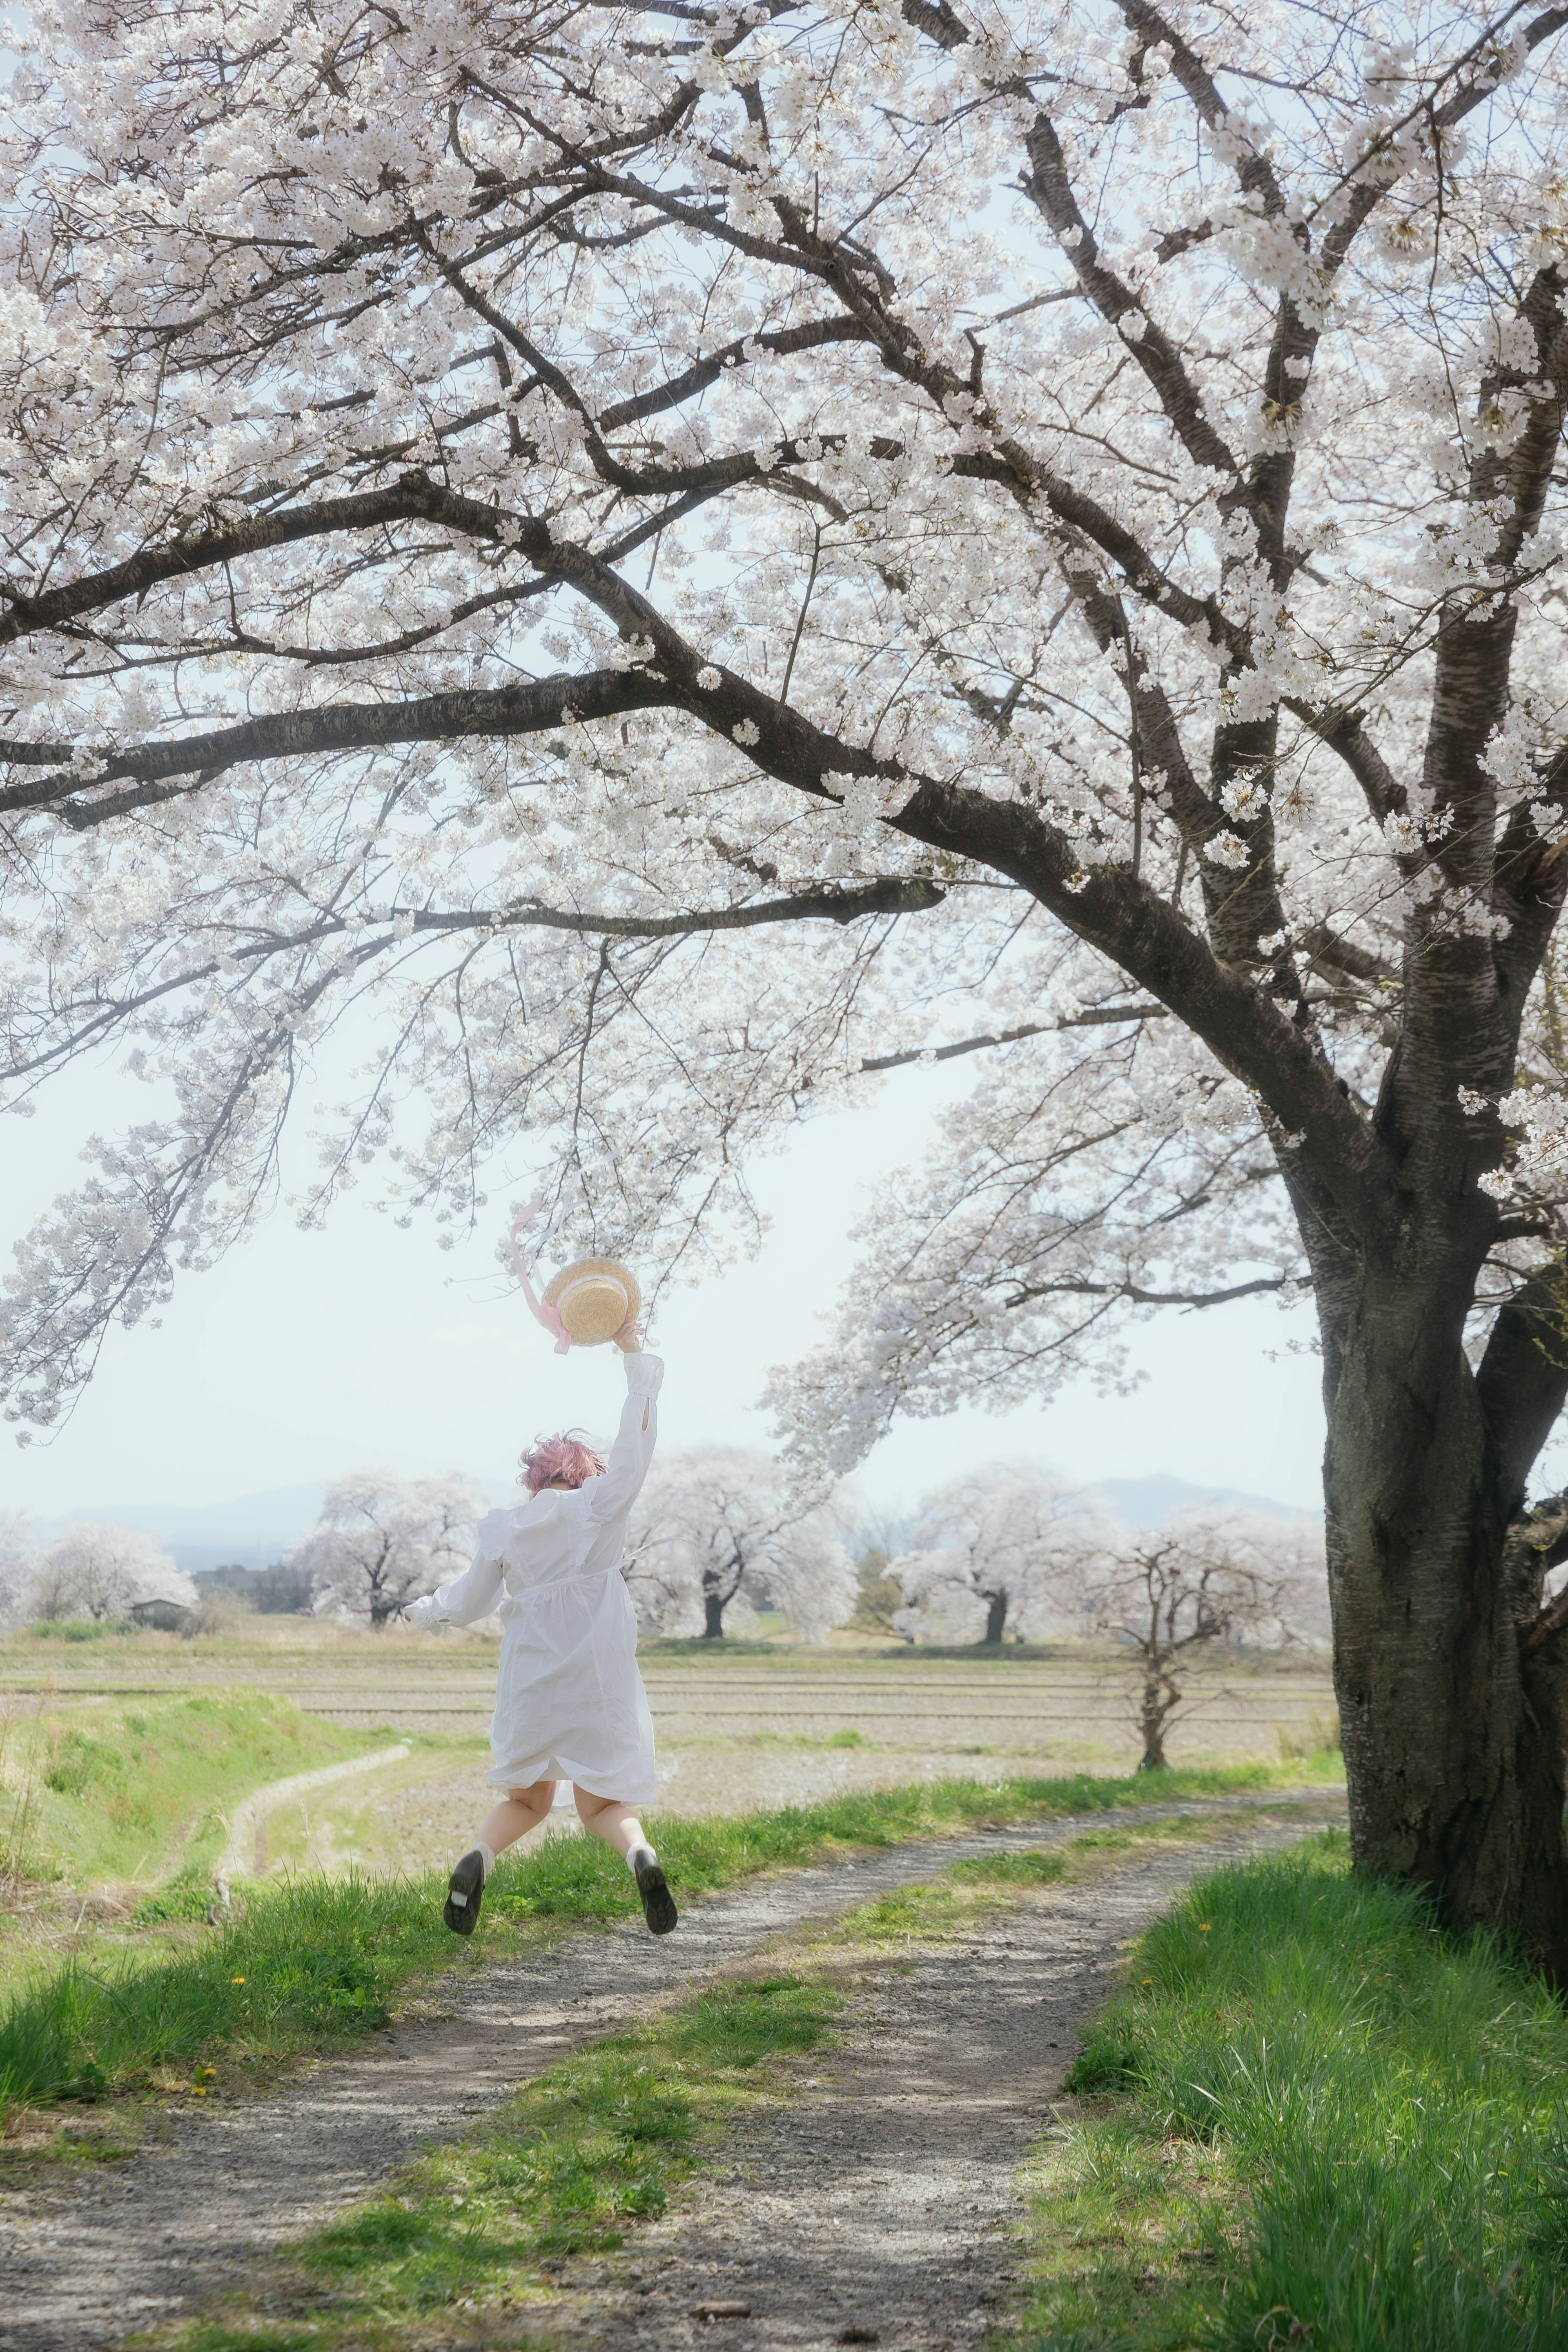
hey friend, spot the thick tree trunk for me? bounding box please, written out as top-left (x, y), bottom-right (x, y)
top-left (982, 1590), bottom-right (1007, 1644)
top-left (702, 1586), bottom-right (726, 1639)
top-left (1321, 1253), bottom-right (1568, 1975)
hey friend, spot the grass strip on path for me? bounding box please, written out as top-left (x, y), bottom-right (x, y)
top-left (1020, 1827), bottom-right (1568, 2352)
top-left (143, 1809), bottom-right (1242, 2352)
top-left (0, 1755), bottom-right (1338, 2130)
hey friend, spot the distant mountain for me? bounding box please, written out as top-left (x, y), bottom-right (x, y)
top-left (37, 1466), bottom-right (1315, 1573)
top-left (38, 1484), bottom-right (328, 1571)
top-left (1091, 1473), bottom-right (1317, 1528)
top-left (37, 1477), bottom-right (517, 1574)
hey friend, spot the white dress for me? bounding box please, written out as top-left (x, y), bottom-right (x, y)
top-left (408, 1351), bottom-right (664, 1802)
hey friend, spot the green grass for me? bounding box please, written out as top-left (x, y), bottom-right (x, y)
top-left (133, 1804), bottom-right (1259, 2352)
top-left (0, 1755), bottom-right (1335, 2131)
top-left (140, 1829), bottom-right (1103, 2350)
top-left (0, 1873), bottom-right (456, 2108)
top-left (822, 1851), bottom-right (1071, 1947)
top-left (1020, 1830), bottom-right (1568, 2351)
top-left (160, 1971), bottom-right (844, 2351)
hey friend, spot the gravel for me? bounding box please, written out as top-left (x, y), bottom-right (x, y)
top-left (0, 1790), bottom-right (1342, 2350)
top-left (560, 1807), bottom-right (1334, 2352)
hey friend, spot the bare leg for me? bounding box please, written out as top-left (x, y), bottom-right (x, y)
top-left (476, 1778), bottom-right (557, 1860)
top-left (573, 1784), bottom-right (647, 1858)
top-left (575, 1785), bottom-right (677, 1934)
top-left (443, 1781), bottom-right (556, 1937)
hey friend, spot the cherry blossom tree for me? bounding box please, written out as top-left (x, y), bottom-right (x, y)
top-left (5, 0), bottom-right (1568, 1951)
top-left (625, 1449), bottom-right (855, 1637)
top-left (27, 1523), bottom-right (196, 1621)
top-left (290, 1475), bottom-right (483, 1627)
top-left (889, 1465), bottom-right (1105, 1642)
top-left (0, 1513), bottom-right (36, 1624)
top-left (1080, 1507), bottom-right (1327, 1768)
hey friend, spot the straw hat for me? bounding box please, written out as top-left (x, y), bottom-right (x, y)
top-left (543, 1258), bottom-right (641, 1347)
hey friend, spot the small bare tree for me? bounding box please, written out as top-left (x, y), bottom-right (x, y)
top-left (290, 1476), bottom-right (483, 1629)
top-left (1079, 1511), bottom-right (1327, 1771)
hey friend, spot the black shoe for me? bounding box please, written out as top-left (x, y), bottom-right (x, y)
top-left (635, 1853), bottom-right (678, 1936)
top-left (444, 1849), bottom-right (486, 1936)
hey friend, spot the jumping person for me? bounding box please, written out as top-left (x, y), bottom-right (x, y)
top-left (405, 1317), bottom-right (675, 1938)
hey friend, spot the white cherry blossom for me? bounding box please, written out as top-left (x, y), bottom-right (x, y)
top-left (2, 0), bottom-right (1568, 1947)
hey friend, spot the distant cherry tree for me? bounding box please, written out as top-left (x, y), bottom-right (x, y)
top-left (291, 1476), bottom-right (483, 1628)
top-left (626, 1449), bottom-right (855, 1640)
top-left (27, 1523), bottom-right (196, 1622)
top-left (0, 1513), bottom-right (37, 1625)
top-left (1080, 1509), bottom-right (1327, 1769)
top-left (891, 1466), bottom-right (1107, 1645)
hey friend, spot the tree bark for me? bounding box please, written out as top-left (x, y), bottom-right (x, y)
top-left (1137, 1659), bottom-right (1172, 1770)
top-left (982, 1590), bottom-right (1008, 1644)
top-left (1320, 1241), bottom-right (1568, 1976)
top-left (702, 1584), bottom-right (727, 1639)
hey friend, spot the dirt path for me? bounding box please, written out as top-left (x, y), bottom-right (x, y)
top-left (216, 1742), bottom-right (412, 1882)
top-left (0, 1791), bottom-right (1341, 2351)
top-left (570, 1809), bottom-right (1323, 2352)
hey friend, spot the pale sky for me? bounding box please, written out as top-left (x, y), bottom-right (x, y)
top-left (1, 1037), bottom-right (1336, 1521)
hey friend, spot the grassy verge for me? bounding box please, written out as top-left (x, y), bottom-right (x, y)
top-left (0, 1755), bottom-right (1336, 2134)
top-left (1020, 1829), bottom-right (1568, 2351)
top-left (1, 1692), bottom-right (398, 1891)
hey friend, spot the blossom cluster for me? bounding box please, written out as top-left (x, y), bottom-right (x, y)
top-left (0, 0), bottom-right (1566, 1464)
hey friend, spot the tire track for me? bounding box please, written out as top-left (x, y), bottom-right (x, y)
top-left (574, 1810), bottom-right (1325, 2352)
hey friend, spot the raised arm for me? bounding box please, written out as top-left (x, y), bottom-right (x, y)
top-left (405, 1540), bottom-right (504, 1632)
top-left (585, 1350), bottom-right (664, 1527)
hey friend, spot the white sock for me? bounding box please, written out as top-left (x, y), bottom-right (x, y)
top-left (626, 1842), bottom-right (657, 1877)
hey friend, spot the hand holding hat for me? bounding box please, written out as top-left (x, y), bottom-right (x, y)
top-left (507, 1201), bottom-right (641, 1354)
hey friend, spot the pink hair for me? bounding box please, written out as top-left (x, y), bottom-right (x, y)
top-left (520, 1430), bottom-right (608, 1494)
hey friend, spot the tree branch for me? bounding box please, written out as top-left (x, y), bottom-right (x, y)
top-left (1020, 111), bottom-right (1247, 495)
top-left (1285, 699), bottom-right (1407, 828)
top-left (1004, 1273), bottom-right (1300, 1310)
top-left (859, 1000), bottom-right (1168, 1072)
top-left (7, 878), bottom-right (948, 1082)
top-left (597, 315), bottom-right (870, 428)
top-left (1477, 1255), bottom-right (1568, 1512)
top-left (0, 482), bottom-right (459, 650)
top-left (0, 668), bottom-right (677, 819)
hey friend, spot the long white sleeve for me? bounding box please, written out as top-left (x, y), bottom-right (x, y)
top-left (585, 1351), bottom-right (664, 1527)
top-left (407, 1546), bottom-right (504, 1632)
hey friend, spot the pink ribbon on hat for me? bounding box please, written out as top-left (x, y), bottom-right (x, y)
top-left (507, 1199), bottom-right (572, 1354)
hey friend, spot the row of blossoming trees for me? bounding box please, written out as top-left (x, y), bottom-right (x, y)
top-left (274, 1452), bottom-right (1329, 1677)
top-left (4, 1464), bottom-right (1327, 1769)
